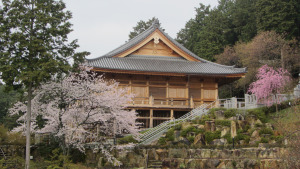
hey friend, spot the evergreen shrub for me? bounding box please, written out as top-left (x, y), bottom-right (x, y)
top-left (224, 109), bottom-right (238, 118)
top-left (215, 120), bottom-right (231, 127)
top-left (166, 128), bottom-right (175, 141)
top-left (259, 128), bottom-right (274, 135)
top-left (174, 124), bottom-right (182, 130)
top-left (247, 108), bottom-right (267, 123)
top-left (260, 137), bottom-right (269, 143)
top-left (187, 136), bottom-right (195, 143)
top-left (158, 137), bottom-right (166, 145)
top-left (180, 126), bottom-right (196, 137)
top-left (204, 131), bottom-right (221, 144)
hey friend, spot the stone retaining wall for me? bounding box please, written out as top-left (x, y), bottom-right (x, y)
top-left (92, 147), bottom-right (287, 168)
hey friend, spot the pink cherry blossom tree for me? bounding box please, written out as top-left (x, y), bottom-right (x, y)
top-left (248, 64), bottom-right (291, 112)
top-left (9, 66), bottom-right (139, 165)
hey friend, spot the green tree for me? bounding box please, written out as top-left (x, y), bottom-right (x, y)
top-left (256, 0), bottom-right (300, 39)
top-left (177, 1), bottom-right (237, 61)
top-left (176, 4), bottom-right (210, 52)
top-left (128, 17), bottom-right (163, 40)
top-left (231, 0), bottom-right (257, 42)
top-left (0, 0), bottom-right (89, 168)
top-left (0, 84), bottom-right (23, 129)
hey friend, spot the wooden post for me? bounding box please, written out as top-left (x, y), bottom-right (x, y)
top-left (171, 110), bottom-right (174, 120)
top-left (149, 95), bottom-right (153, 106)
top-left (150, 109), bottom-right (153, 128)
top-left (166, 81), bottom-right (169, 105)
top-left (200, 82), bottom-right (204, 104)
top-left (190, 96), bottom-right (194, 108)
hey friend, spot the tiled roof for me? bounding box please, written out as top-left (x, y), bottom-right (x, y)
top-left (87, 19), bottom-right (247, 75)
top-left (88, 55), bottom-right (246, 75)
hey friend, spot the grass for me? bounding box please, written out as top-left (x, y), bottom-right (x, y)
top-left (268, 105), bottom-right (300, 125)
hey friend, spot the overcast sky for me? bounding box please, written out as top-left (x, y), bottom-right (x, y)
top-left (64, 0), bottom-right (219, 59)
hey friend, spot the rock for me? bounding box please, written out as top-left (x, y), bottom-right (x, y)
top-left (250, 130), bottom-right (261, 145)
top-left (216, 161), bottom-right (226, 168)
top-left (156, 149), bottom-right (168, 160)
top-left (284, 139), bottom-right (288, 145)
top-left (246, 115), bottom-right (256, 128)
top-left (239, 140), bottom-right (245, 145)
top-left (269, 140), bottom-right (276, 144)
top-left (228, 117), bottom-right (237, 121)
top-left (211, 121), bottom-right (216, 132)
top-left (188, 132), bottom-right (196, 137)
top-left (211, 159), bottom-right (221, 167)
top-left (236, 114), bottom-right (245, 120)
top-left (261, 134), bottom-right (271, 138)
top-left (265, 123), bottom-right (273, 129)
top-left (193, 134), bottom-right (205, 145)
top-left (179, 137), bottom-right (191, 145)
top-left (258, 143), bottom-right (269, 148)
top-left (216, 125), bottom-right (222, 131)
top-left (205, 121), bottom-right (212, 131)
top-left (200, 149), bottom-right (211, 158)
top-left (237, 120), bottom-right (247, 129)
top-left (215, 111), bottom-right (225, 120)
top-left (169, 149), bottom-right (188, 158)
top-left (251, 130), bottom-right (259, 138)
top-left (198, 124), bottom-right (205, 129)
top-left (221, 127), bottom-right (230, 137)
top-left (174, 130), bottom-right (181, 142)
top-left (181, 122), bottom-right (193, 130)
top-left (210, 138), bottom-right (227, 146)
top-left (255, 119), bottom-right (263, 125)
top-left (205, 121), bottom-right (216, 132)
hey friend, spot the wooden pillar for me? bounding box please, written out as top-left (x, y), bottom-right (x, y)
top-left (190, 96), bottom-right (194, 108)
top-left (166, 81), bottom-right (169, 105)
top-left (215, 82), bottom-right (219, 106)
top-left (201, 81), bottom-right (204, 104)
top-left (150, 109), bottom-right (153, 128)
top-left (149, 95), bottom-right (154, 106)
top-left (146, 80), bottom-right (149, 97)
top-left (129, 79), bottom-right (132, 94)
top-left (185, 81), bottom-right (189, 106)
top-left (171, 109), bottom-right (174, 120)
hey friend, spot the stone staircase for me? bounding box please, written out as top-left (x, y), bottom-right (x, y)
top-left (147, 160), bottom-right (163, 169)
top-left (139, 101), bottom-right (216, 145)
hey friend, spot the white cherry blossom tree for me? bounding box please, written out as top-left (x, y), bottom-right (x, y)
top-left (9, 66), bottom-right (139, 165)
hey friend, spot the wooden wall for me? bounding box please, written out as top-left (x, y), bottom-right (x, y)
top-left (104, 73), bottom-right (218, 103)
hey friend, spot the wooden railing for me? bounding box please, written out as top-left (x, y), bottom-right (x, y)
top-left (130, 96), bottom-right (201, 108)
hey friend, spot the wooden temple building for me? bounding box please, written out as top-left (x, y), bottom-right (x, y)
top-left (87, 20), bottom-right (246, 128)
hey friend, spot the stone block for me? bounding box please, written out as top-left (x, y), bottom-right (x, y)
top-left (181, 122), bottom-right (193, 130)
top-left (210, 138), bottom-right (227, 146)
top-left (221, 127), bottom-right (230, 137)
top-left (205, 121), bottom-right (216, 132)
top-left (193, 134), bottom-right (205, 146)
top-left (215, 110), bottom-right (225, 120)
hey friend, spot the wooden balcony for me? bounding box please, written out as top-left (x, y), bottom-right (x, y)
top-left (127, 96), bottom-right (206, 109)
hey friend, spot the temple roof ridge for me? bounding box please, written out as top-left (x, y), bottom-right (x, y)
top-left (86, 19), bottom-right (247, 75)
